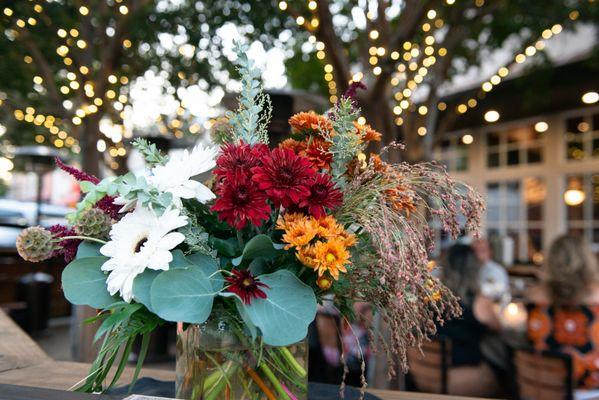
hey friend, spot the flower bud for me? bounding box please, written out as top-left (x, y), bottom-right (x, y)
top-left (16, 226), bottom-right (56, 262)
top-left (74, 208), bottom-right (112, 239)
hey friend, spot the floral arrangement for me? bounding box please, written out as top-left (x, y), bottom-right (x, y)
top-left (16, 43), bottom-right (483, 398)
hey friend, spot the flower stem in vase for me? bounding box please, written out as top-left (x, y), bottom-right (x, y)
top-left (278, 347), bottom-right (307, 378)
top-left (245, 366), bottom-right (277, 400)
top-left (259, 362), bottom-right (291, 400)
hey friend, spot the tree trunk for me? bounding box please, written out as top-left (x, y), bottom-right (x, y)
top-left (78, 114), bottom-right (102, 178)
top-left (71, 113), bottom-right (102, 362)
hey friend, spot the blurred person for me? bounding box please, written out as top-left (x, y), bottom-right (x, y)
top-left (436, 244), bottom-right (502, 397)
top-left (526, 235), bottom-right (599, 392)
top-left (472, 238), bottom-right (510, 302)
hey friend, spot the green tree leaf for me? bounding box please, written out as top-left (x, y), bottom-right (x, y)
top-left (232, 234), bottom-right (282, 266)
top-left (150, 266), bottom-right (217, 324)
top-left (62, 256), bottom-right (117, 309)
top-left (242, 270), bottom-right (317, 346)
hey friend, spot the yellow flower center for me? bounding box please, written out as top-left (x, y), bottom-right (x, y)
top-left (242, 278), bottom-right (253, 287)
top-left (326, 253), bottom-right (336, 263)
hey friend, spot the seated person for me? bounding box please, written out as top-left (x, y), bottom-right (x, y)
top-left (436, 244), bottom-right (501, 397)
top-left (472, 238), bottom-right (510, 302)
top-left (526, 235), bottom-right (599, 391)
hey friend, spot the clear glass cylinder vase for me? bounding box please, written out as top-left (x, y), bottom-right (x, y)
top-left (175, 317), bottom-right (308, 400)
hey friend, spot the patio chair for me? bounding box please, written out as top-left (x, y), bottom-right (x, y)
top-left (515, 348), bottom-right (573, 400)
top-left (406, 338), bottom-right (452, 394)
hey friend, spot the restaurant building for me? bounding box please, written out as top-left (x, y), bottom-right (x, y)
top-left (435, 55), bottom-right (599, 265)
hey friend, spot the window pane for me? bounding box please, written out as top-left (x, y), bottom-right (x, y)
top-left (525, 178), bottom-right (545, 221)
top-left (487, 152), bottom-right (500, 168)
top-left (528, 229), bottom-right (543, 261)
top-left (487, 183), bottom-right (501, 222)
top-left (567, 140), bottom-right (585, 160)
top-left (456, 156), bottom-right (468, 171)
top-left (567, 116), bottom-right (584, 134)
top-left (506, 181), bottom-right (520, 221)
top-left (527, 147), bottom-right (542, 164)
top-left (593, 175), bottom-right (599, 220)
top-left (507, 149), bottom-right (520, 165)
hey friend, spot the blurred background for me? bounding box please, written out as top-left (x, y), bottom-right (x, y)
top-left (0, 1), bottom-right (598, 398)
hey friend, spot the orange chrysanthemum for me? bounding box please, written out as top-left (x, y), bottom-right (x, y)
top-left (289, 112), bottom-right (334, 136)
top-left (354, 121), bottom-right (382, 143)
top-left (276, 212), bottom-right (307, 231)
top-left (279, 138), bottom-right (307, 154)
top-left (315, 215), bottom-right (344, 238)
top-left (281, 218), bottom-right (319, 249)
top-left (312, 238), bottom-right (351, 279)
top-left (304, 137), bottom-right (333, 170)
top-left (296, 244), bottom-right (318, 269)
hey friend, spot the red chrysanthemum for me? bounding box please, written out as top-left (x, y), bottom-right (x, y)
top-left (225, 269), bottom-right (269, 304)
top-left (48, 224), bottom-right (81, 263)
top-left (211, 171), bottom-right (271, 230)
top-left (214, 142), bottom-right (268, 179)
top-left (252, 148), bottom-right (316, 208)
top-left (299, 173), bottom-right (343, 219)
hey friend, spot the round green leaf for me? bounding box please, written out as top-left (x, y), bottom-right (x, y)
top-left (243, 270), bottom-right (317, 346)
top-left (132, 269), bottom-right (160, 312)
top-left (232, 234), bottom-right (282, 266)
top-left (187, 252), bottom-right (223, 291)
top-left (150, 265), bottom-right (217, 323)
top-left (62, 256), bottom-right (117, 309)
top-left (76, 241), bottom-right (103, 259)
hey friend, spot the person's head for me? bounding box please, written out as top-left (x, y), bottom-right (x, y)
top-left (441, 244), bottom-right (481, 304)
top-left (472, 238), bottom-right (492, 263)
top-left (544, 235), bottom-right (599, 304)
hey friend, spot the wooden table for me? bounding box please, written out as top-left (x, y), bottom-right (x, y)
top-left (0, 309), bottom-right (483, 400)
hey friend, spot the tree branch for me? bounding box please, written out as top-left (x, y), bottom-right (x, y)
top-left (314, 0), bottom-right (351, 93)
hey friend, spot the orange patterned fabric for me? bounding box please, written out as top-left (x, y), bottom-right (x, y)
top-left (527, 304), bottom-right (599, 389)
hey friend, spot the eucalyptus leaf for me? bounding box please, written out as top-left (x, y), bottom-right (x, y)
top-left (243, 270), bottom-right (316, 346)
top-left (210, 237), bottom-right (239, 258)
top-left (232, 234), bottom-right (282, 266)
top-left (187, 252), bottom-right (223, 291)
top-left (150, 265), bottom-right (217, 324)
top-left (170, 249), bottom-right (192, 269)
top-left (132, 270), bottom-right (161, 312)
top-left (62, 256), bottom-right (117, 309)
top-left (76, 241), bottom-right (103, 259)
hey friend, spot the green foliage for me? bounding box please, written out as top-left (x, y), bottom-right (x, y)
top-left (132, 270), bottom-right (161, 312)
top-left (76, 241), bottom-right (103, 258)
top-left (150, 259), bottom-right (222, 324)
top-left (225, 42), bottom-right (272, 145)
top-left (61, 256), bottom-right (117, 309)
top-left (240, 270), bottom-right (317, 346)
top-left (328, 98), bottom-right (363, 187)
top-left (232, 234), bottom-right (283, 266)
top-left (132, 138), bottom-right (168, 167)
top-left (77, 303), bottom-right (161, 393)
top-left (69, 172), bottom-right (173, 222)
top-left (179, 206), bottom-right (217, 257)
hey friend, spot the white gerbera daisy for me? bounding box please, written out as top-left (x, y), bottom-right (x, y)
top-left (149, 143), bottom-right (218, 206)
top-left (100, 206), bottom-right (188, 302)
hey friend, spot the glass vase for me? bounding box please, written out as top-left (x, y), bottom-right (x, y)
top-left (175, 317), bottom-right (308, 400)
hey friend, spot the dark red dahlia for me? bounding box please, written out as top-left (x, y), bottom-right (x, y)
top-left (299, 173), bottom-right (343, 219)
top-left (225, 269), bottom-right (269, 304)
top-left (252, 148), bottom-right (316, 208)
top-left (48, 224), bottom-right (81, 263)
top-left (211, 171), bottom-right (271, 230)
top-left (214, 142), bottom-right (268, 179)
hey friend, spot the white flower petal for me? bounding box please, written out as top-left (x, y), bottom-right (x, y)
top-left (99, 206), bottom-right (187, 302)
